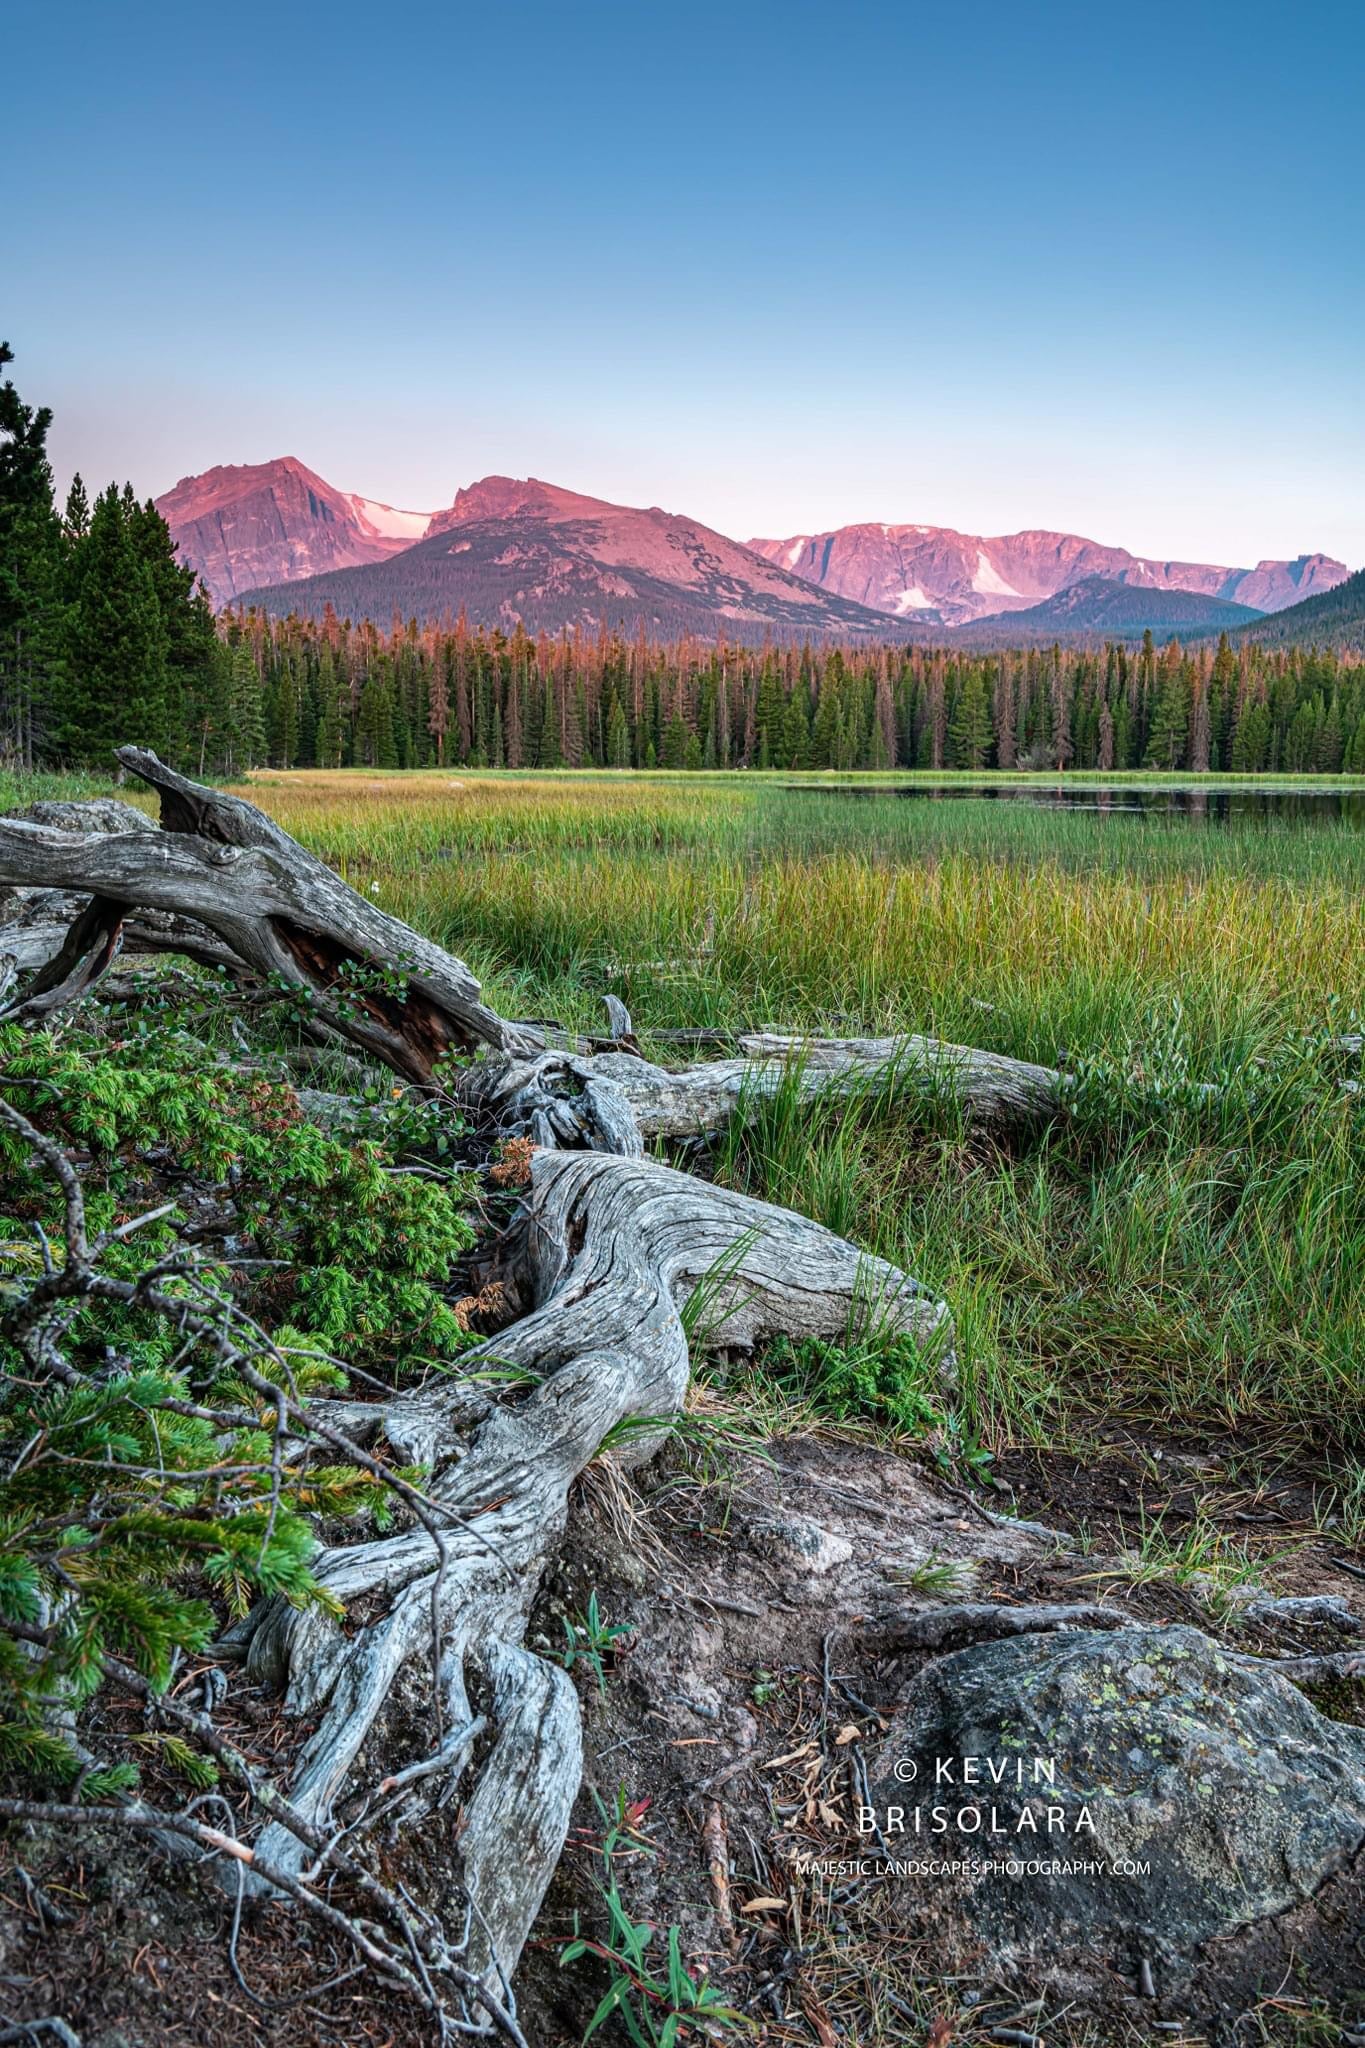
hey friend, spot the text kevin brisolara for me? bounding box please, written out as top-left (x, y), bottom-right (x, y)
top-left (859, 1754), bottom-right (1096, 1839)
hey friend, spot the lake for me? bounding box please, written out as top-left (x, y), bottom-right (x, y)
top-left (785, 783), bottom-right (1365, 825)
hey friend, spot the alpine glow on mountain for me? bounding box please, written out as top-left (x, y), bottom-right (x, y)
top-left (156, 458), bottom-right (1347, 640)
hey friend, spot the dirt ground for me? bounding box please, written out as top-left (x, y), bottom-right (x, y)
top-left (3, 1423), bottom-right (1362, 2048)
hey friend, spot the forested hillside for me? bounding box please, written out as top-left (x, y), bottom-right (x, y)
top-left (194, 609), bottom-right (1365, 775)
top-left (957, 575), bottom-right (1262, 646)
top-left (1226, 568), bottom-right (1365, 651)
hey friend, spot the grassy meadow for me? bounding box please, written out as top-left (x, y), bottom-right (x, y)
top-left (214, 766), bottom-right (1365, 1465)
top-left (9, 765), bottom-right (1365, 1464)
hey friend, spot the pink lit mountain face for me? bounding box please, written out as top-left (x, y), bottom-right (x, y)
top-left (154, 458), bottom-right (437, 606)
top-left (745, 524), bottom-right (1348, 626)
top-left (174, 469), bottom-right (907, 638)
top-left (156, 458), bottom-right (1347, 634)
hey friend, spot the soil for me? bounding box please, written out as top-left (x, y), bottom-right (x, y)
top-left (3, 1422), bottom-right (1362, 2048)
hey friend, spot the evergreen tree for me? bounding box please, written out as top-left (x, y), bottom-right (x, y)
top-left (0, 343), bottom-right (65, 765)
top-left (606, 697), bottom-right (631, 767)
top-left (1144, 646), bottom-right (1189, 769)
top-left (227, 642), bottom-right (266, 772)
top-left (128, 493), bottom-right (213, 760)
top-left (1230, 697), bottom-right (1271, 772)
top-left (947, 669), bottom-right (992, 769)
top-left (60, 487), bottom-right (168, 767)
top-left (63, 472), bottom-right (90, 543)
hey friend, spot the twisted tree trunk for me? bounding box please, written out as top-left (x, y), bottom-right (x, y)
top-left (0, 754), bottom-right (967, 1999)
top-left (0, 748), bottom-right (528, 1075)
top-left (241, 1146), bottom-right (949, 1981)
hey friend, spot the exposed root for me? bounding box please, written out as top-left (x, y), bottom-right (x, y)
top-left (0, 757), bottom-right (974, 2011)
top-left (874, 1599), bottom-right (1128, 1652)
top-left (0, 749), bottom-right (530, 1072)
top-left (244, 1146), bottom-right (950, 1989)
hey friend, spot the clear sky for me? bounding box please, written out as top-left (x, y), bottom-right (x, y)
top-left (9, 0), bottom-right (1364, 568)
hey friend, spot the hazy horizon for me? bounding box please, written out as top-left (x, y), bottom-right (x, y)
top-left (11, 0), bottom-right (1364, 570)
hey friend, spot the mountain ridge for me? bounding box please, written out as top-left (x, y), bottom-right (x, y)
top-left (746, 521), bottom-right (1345, 626)
top-left (155, 457), bottom-right (1348, 639)
top-left (155, 457), bottom-right (436, 604)
top-left (226, 476), bottom-right (911, 642)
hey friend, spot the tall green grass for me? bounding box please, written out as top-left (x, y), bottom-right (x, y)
top-left (37, 766), bottom-right (1365, 1453)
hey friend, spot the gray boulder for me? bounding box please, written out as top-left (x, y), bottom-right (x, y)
top-left (3, 796), bottom-right (153, 836)
top-left (749, 1512), bottom-right (853, 1577)
top-left (865, 1625), bottom-right (1365, 1965)
top-left (0, 798), bottom-right (156, 969)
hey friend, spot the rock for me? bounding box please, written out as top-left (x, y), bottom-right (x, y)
top-left (3, 797), bottom-right (154, 835)
top-left (749, 1513), bottom-right (853, 1577)
top-left (864, 1625), bottom-right (1365, 1965)
top-left (0, 800), bottom-right (156, 960)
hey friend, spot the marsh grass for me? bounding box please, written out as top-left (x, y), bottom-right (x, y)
top-left (63, 767), bottom-right (1365, 1453)
top-left (1084, 1501), bottom-right (1272, 1595)
top-left (0, 767), bottom-right (157, 809)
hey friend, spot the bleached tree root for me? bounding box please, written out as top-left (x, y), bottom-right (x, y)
top-left (242, 1146), bottom-right (951, 1990)
top-left (0, 753), bottom-right (973, 2002)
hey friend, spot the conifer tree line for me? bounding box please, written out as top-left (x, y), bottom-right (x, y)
top-left (209, 611), bottom-right (1365, 776)
top-left (5, 343), bottom-right (1365, 778)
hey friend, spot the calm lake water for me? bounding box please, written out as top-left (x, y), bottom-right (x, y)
top-left (787, 784), bottom-right (1365, 825)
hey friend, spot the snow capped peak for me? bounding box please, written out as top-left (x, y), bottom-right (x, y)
top-left (971, 550), bottom-right (1024, 600)
top-left (348, 495), bottom-right (435, 542)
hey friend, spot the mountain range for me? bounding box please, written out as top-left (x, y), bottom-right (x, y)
top-left (180, 467), bottom-right (900, 640)
top-left (746, 523), bottom-right (1344, 628)
top-left (155, 457), bottom-right (1351, 645)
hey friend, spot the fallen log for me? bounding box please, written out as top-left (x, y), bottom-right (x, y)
top-left (0, 749), bottom-right (530, 1075)
top-left (473, 1026), bottom-right (1065, 1152)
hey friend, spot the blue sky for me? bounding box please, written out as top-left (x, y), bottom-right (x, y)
top-left (10, 0), bottom-right (1364, 567)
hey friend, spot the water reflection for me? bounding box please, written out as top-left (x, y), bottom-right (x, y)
top-left (786, 784), bottom-right (1365, 825)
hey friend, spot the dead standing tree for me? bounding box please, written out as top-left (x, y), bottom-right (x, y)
top-left (0, 750), bottom-right (1070, 2011)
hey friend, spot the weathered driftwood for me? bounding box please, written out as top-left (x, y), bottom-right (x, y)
top-left (0, 750), bottom-right (530, 1075)
top-left (0, 759), bottom-right (1042, 2002)
top-left (242, 1145), bottom-right (950, 1986)
top-left (473, 1026), bottom-right (1065, 1154)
